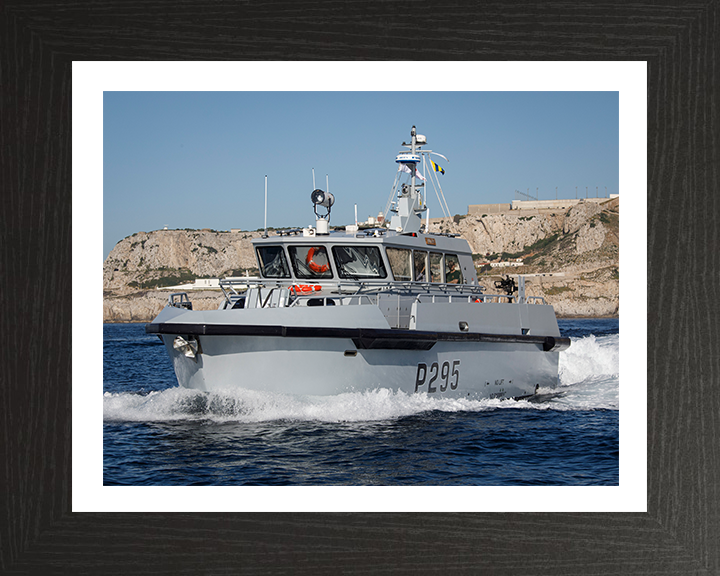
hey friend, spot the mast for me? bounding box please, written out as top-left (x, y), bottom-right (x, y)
top-left (263, 175), bottom-right (268, 238)
top-left (389, 126), bottom-right (427, 233)
top-left (410, 126), bottom-right (417, 199)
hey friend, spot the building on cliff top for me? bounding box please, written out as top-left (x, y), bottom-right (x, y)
top-left (468, 195), bottom-right (618, 216)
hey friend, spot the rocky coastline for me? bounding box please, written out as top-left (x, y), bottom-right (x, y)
top-left (104, 198), bottom-right (619, 323)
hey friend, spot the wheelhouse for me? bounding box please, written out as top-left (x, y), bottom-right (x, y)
top-left (253, 232), bottom-right (478, 287)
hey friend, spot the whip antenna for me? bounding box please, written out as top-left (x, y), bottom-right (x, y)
top-left (263, 175), bottom-right (268, 238)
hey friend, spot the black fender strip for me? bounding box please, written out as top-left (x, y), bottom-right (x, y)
top-left (146, 322), bottom-right (570, 352)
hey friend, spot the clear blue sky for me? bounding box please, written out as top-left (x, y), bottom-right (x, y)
top-left (103, 91), bottom-right (618, 259)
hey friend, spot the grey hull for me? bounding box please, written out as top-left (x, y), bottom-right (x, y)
top-left (159, 332), bottom-right (560, 400)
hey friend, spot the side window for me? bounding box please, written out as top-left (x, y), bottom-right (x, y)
top-left (256, 246), bottom-right (290, 278)
top-left (429, 252), bottom-right (443, 283)
top-left (445, 253), bottom-right (464, 284)
top-left (332, 246), bottom-right (387, 279)
top-left (413, 250), bottom-right (428, 282)
top-left (385, 247), bottom-right (412, 281)
top-left (288, 245), bottom-right (334, 279)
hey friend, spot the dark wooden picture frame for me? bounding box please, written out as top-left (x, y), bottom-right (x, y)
top-left (2, 3), bottom-right (717, 574)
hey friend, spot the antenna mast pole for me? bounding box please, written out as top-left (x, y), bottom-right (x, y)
top-left (422, 153), bottom-right (427, 210)
top-left (410, 126), bottom-right (417, 199)
top-left (263, 175), bottom-right (268, 237)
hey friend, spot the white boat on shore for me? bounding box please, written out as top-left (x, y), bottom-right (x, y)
top-left (146, 127), bottom-right (570, 399)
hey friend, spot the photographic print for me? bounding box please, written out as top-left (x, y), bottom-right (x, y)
top-left (102, 90), bottom-right (621, 488)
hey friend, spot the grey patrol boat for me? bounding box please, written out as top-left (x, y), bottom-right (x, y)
top-left (146, 126), bottom-right (570, 399)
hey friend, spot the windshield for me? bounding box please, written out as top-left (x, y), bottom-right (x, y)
top-left (332, 246), bottom-right (387, 279)
top-left (288, 245), bottom-right (334, 279)
top-left (255, 245), bottom-right (291, 278)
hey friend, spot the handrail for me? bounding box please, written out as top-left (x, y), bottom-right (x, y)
top-left (219, 277), bottom-right (263, 305)
top-left (217, 277), bottom-right (549, 308)
top-left (413, 293), bottom-right (517, 304)
top-left (287, 293), bottom-right (376, 308)
top-left (335, 280), bottom-right (486, 296)
top-left (168, 292), bottom-right (193, 309)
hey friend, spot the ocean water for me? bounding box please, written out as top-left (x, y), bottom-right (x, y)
top-left (103, 318), bottom-right (619, 486)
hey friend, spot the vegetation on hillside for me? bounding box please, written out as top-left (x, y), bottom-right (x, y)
top-left (474, 205), bottom-right (619, 277)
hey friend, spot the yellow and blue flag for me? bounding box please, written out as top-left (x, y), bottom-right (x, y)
top-left (430, 159), bottom-right (445, 175)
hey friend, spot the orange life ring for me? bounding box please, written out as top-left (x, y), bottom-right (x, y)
top-left (306, 247), bottom-right (329, 274)
top-left (293, 285), bottom-right (321, 293)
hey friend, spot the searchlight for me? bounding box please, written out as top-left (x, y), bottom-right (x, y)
top-left (311, 188), bottom-right (334, 210)
top-left (311, 188), bottom-right (334, 235)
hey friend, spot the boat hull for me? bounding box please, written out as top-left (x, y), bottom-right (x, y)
top-left (158, 332), bottom-right (560, 400)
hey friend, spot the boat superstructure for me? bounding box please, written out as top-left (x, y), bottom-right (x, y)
top-left (146, 127), bottom-right (570, 399)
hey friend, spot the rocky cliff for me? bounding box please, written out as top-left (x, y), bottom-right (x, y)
top-left (427, 197), bottom-right (620, 317)
top-left (104, 229), bottom-right (264, 294)
top-left (103, 198), bottom-right (619, 322)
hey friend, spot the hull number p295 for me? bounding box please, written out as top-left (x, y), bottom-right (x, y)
top-left (415, 360), bottom-right (460, 393)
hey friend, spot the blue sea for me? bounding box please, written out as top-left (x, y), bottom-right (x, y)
top-left (103, 318), bottom-right (619, 486)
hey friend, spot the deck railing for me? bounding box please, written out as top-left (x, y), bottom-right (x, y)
top-left (168, 292), bottom-right (193, 309)
top-left (218, 278), bottom-right (546, 308)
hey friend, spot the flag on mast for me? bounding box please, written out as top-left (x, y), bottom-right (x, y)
top-left (430, 159), bottom-right (445, 175)
top-left (399, 163), bottom-right (426, 181)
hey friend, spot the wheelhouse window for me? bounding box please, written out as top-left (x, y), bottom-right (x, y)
top-left (429, 252), bottom-right (443, 283)
top-left (256, 245), bottom-right (290, 278)
top-left (445, 253), bottom-right (464, 284)
top-left (332, 246), bottom-right (387, 279)
top-left (413, 250), bottom-right (427, 282)
top-left (288, 245), bottom-right (334, 279)
top-left (385, 247), bottom-right (412, 281)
